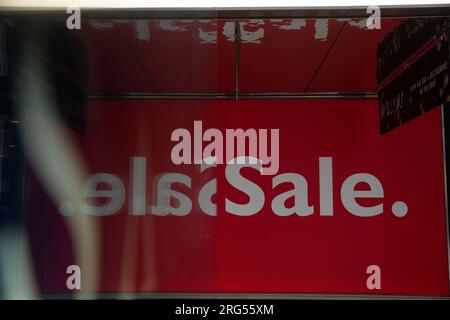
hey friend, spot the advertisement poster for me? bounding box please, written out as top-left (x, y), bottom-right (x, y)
top-left (22, 99), bottom-right (450, 297)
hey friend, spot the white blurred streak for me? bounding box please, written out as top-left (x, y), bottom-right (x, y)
top-left (118, 125), bottom-right (157, 296)
top-left (118, 215), bottom-right (138, 298)
top-left (15, 54), bottom-right (100, 298)
top-left (0, 228), bottom-right (38, 299)
top-left (141, 217), bottom-right (157, 292)
top-left (135, 117), bottom-right (157, 294)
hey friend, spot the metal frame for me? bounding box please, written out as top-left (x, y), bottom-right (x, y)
top-left (441, 105), bottom-right (450, 293)
top-left (41, 293), bottom-right (450, 300)
top-left (2, 5), bottom-right (450, 19)
top-left (234, 21), bottom-right (240, 100)
top-left (88, 92), bottom-right (379, 100)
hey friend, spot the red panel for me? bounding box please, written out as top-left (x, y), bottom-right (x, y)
top-left (22, 99), bottom-right (449, 296)
top-left (238, 19), bottom-right (345, 93)
top-left (77, 20), bottom-right (235, 94)
top-left (77, 19), bottom-right (402, 94)
top-left (308, 19), bottom-right (403, 93)
top-left (75, 22), bottom-right (160, 93)
top-left (117, 20), bottom-right (235, 93)
top-left (215, 100), bottom-right (448, 295)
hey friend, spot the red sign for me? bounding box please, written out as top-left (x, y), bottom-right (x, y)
top-left (23, 99), bottom-right (450, 296)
